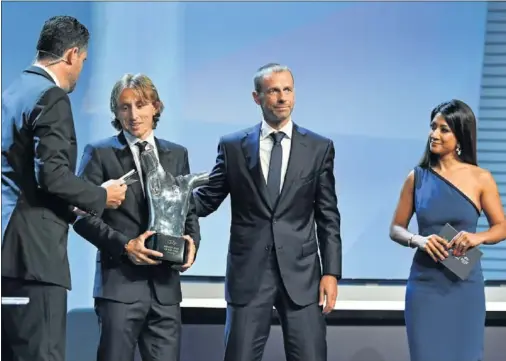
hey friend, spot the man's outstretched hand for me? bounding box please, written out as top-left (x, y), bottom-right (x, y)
top-left (102, 178), bottom-right (127, 209)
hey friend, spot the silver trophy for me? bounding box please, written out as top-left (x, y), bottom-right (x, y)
top-left (140, 147), bottom-right (209, 265)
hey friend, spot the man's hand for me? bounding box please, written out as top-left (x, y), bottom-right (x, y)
top-left (102, 178), bottom-right (127, 209)
top-left (319, 275), bottom-right (338, 314)
top-left (172, 235), bottom-right (196, 272)
top-left (125, 230), bottom-right (163, 265)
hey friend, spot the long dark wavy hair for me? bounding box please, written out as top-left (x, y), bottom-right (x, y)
top-left (418, 99), bottom-right (477, 168)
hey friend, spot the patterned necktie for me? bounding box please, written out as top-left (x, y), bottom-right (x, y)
top-left (266, 131), bottom-right (285, 203)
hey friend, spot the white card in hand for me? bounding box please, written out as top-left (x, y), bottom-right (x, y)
top-left (101, 171), bottom-right (133, 188)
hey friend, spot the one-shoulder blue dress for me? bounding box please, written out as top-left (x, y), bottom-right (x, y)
top-left (406, 166), bottom-right (485, 361)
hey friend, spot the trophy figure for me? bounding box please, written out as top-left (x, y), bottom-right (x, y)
top-left (140, 147), bottom-right (209, 265)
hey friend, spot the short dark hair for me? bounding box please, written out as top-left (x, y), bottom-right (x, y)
top-left (36, 16), bottom-right (89, 61)
top-left (419, 99), bottom-right (477, 168)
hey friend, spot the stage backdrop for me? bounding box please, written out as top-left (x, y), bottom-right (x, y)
top-left (3, 1), bottom-right (504, 312)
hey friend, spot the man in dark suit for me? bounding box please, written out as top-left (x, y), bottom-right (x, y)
top-left (193, 63), bottom-right (342, 361)
top-left (73, 73), bottom-right (200, 361)
top-left (1, 16), bottom-right (127, 361)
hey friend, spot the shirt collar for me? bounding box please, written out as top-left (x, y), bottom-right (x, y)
top-left (123, 130), bottom-right (156, 150)
top-left (33, 63), bottom-right (60, 87)
top-left (260, 119), bottom-right (293, 140)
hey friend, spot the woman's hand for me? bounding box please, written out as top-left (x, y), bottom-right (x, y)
top-left (413, 234), bottom-right (449, 262)
top-left (448, 232), bottom-right (483, 256)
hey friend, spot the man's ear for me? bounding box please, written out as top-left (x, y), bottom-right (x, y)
top-left (252, 91), bottom-right (263, 105)
top-left (152, 100), bottom-right (161, 115)
top-left (62, 47), bottom-right (79, 65)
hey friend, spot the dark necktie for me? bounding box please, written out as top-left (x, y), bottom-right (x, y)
top-left (135, 141), bottom-right (149, 189)
top-left (267, 131), bottom-right (285, 203)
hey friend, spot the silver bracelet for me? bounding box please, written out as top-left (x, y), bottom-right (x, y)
top-left (408, 234), bottom-right (415, 248)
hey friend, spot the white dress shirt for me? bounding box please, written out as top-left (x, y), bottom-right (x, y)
top-left (33, 63), bottom-right (60, 87)
top-left (259, 120), bottom-right (293, 191)
top-left (123, 131), bottom-right (159, 192)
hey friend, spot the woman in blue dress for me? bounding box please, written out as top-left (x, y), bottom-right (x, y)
top-left (389, 99), bottom-right (506, 361)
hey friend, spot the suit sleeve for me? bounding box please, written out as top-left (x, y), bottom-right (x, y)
top-left (182, 148), bottom-right (201, 252)
top-left (314, 140), bottom-right (342, 279)
top-left (32, 87), bottom-right (106, 216)
top-left (192, 138), bottom-right (230, 217)
top-left (72, 144), bottom-right (130, 260)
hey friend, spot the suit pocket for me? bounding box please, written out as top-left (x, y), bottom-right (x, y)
top-left (229, 241), bottom-right (251, 255)
top-left (40, 210), bottom-right (68, 258)
top-left (299, 171), bottom-right (317, 186)
top-left (301, 240), bottom-right (318, 257)
top-left (42, 210), bottom-right (68, 228)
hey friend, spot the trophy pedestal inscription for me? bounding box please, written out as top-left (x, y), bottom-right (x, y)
top-left (147, 234), bottom-right (187, 265)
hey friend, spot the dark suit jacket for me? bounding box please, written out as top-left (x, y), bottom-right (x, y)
top-left (73, 132), bottom-right (200, 305)
top-left (194, 122), bottom-right (342, 306)
top-left (1, 66), bottom-right (106, 290)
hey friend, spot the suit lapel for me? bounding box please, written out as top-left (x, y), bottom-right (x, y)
top-left (277, 124), bottom-right (308, 209)
top-left (113, 132), bottom-right (144, 206)
top-left (155, 138), bottom-right (173, 175)
top-left (241, 123), bottom-right (272, 211)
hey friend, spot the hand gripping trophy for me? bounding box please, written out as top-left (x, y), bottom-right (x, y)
top-left (140, 145), bottom-right (209, 265)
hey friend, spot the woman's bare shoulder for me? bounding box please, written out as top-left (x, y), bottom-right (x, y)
top-left (466, 164), bottom-right (494, 183)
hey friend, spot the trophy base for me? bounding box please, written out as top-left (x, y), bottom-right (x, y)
top-left (146, 234), bottom-right (187, 265)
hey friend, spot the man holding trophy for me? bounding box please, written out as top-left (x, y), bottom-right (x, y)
top-left (73, 73), bottom-right (206, 361)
